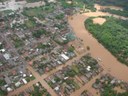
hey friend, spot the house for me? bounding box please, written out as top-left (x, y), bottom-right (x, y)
top-left (7, 87), bottom-right (13, 92)
top-left (3, 53), bottom-right (10, 60)
top-left (22, 78), bottom-right (27, 84)
top-left (4, 76), bottom-right (11, 84)
top-left (61, 54), bottom-right (69, 61)
top-left (15, 82), bottom-right (21, 87)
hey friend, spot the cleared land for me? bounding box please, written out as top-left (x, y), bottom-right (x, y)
top-left (92, 17), bottom-right (106, 25)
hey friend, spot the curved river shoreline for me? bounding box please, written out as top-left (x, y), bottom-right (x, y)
top-left (68, 13), bottom-right (128, 82)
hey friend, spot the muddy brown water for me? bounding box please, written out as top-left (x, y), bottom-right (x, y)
top-left (68, 13), bottom-right (128, 82)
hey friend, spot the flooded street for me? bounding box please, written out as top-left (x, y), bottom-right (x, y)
top-left (71, 74), bottom-right (101, 96)
top-left (68, 13), bottom-right (128, 82)
top-left (1, 1), bottom-right (128, 95)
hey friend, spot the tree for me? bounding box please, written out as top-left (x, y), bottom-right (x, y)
top-left (86, 46), bottom-right (90, 51)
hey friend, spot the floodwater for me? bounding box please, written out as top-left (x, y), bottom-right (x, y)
top-left (68, 12), bottom-right (128, 96)
top-left (68, 13), bottom-right (128, 82)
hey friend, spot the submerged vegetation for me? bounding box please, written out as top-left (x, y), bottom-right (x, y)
top-left (85, 17), bottom-right (128, 66)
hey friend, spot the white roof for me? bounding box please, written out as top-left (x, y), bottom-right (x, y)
top-left (22, 78), bottom-right (27, 84)
top-left (7, 87), bottom-right (13, 92)
top-left (3, 53), bottom-right (10, 60)
top-left (15, 82), bottom-right (21, 87)
top-left (57, 61), bottom-right (62, 64)
top-left (51, 79), bottom-right (56, 83)
top-left (1, 49), bottom-right (5, 52)
top-left (29, 74), bottom-right (33, 77)
top-left (36, 83), bottom-right (39, 86)
top-left (20, 71), bottom-right (23, 74)
top-left (61, 54), bottom-right (69, 60)
top-left (23, 74), bottom-right (26, 77)
top-left (62, 37), bottom-right (67, 40)
top-left (86, 66), bottom-right (91, 71)
top-left (54, 86), bottom-right (59, 91)
top-left (48, 0), bottom-right (56, 3)
top-left (64, 77), bottom-right (68, 80)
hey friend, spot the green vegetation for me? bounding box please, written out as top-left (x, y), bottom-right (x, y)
top-left (95, 0), bottom-right (128, 10)
top-left (23, 7), bottom-right (43, 17)
top-left (60, 0), bottom-right (96, 11)
top-left (24, 19), bottom-right (36, 28)
top-left (82, 0), bottom-right (96, 11)
top-left (65, 68), bottom-right (77, 77)
top-left (65, 79), bottom-right (80, 89)
top-left (95, 0), bottom-right (128, 17)
top-left (2, 10), bottom-right (13, 16)
top-left (71, 65), bottom-right (79, 74)
top-left (86, 46), bottom-right (90, 50)
top-left (85, 17), bottom-right (128, 66)
top-left (60, 0), bottom-right (73, 8)
top-left (32, 29), bottom-right (47, 38)
top-left (0, 44), bottom-right (3, 50)
top-left (14, 39), bottom-right (24, 48)
top-left (101, 85), bottom-right (128, 96)
top-left (66, 33), bottom-right (76, 41)
top-left (31, 85), bottom-right (51, 96)
top-left (0, 89), bottom-right (7, 96)
top-left (37, 43), bottom-right (50, 49)
top-left (26, 76), bottom-right (35, 82)
top-left (101, 8), bottom-right (128, 17)
top-left (0, 79), bottom-right (6, 86)
top-left (0, 0), bottom-right (7, 2)
top-left (54, 24), bottom-right (65, 29)
top-left (55, 13), bottom-right (64, 20)
top-left (26, 0), bottom-right (42, 3)
top-left (68, 46), bottom-right (75, 52)
top-left (23, 4), bottom-right (54, 20)
top-left (11, 36), bottom-right (24, 48)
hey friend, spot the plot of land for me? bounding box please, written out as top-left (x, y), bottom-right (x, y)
top-left (93, 17), bottom-right (106, 25)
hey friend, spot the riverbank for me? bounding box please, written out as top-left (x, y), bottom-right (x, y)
top-left (68, 13), bottom-right (128, 82)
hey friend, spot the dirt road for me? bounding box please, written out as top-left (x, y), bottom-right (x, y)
top-left (9, 52), bottom-right (87, 96)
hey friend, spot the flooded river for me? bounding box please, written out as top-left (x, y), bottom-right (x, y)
top-left (68, 13), bottom-right (128, 82)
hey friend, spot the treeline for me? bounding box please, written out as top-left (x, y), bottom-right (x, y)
top-left (101, 85), bottom-right (128, 96)
top-left (85, 17), bottom-right (128, 66)
top-left (60, 0), bottom-right (96, 11)
top-left (101, 8), bottom-right (128, 17)
top-left (95, 0), bottom-right (128, 10)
